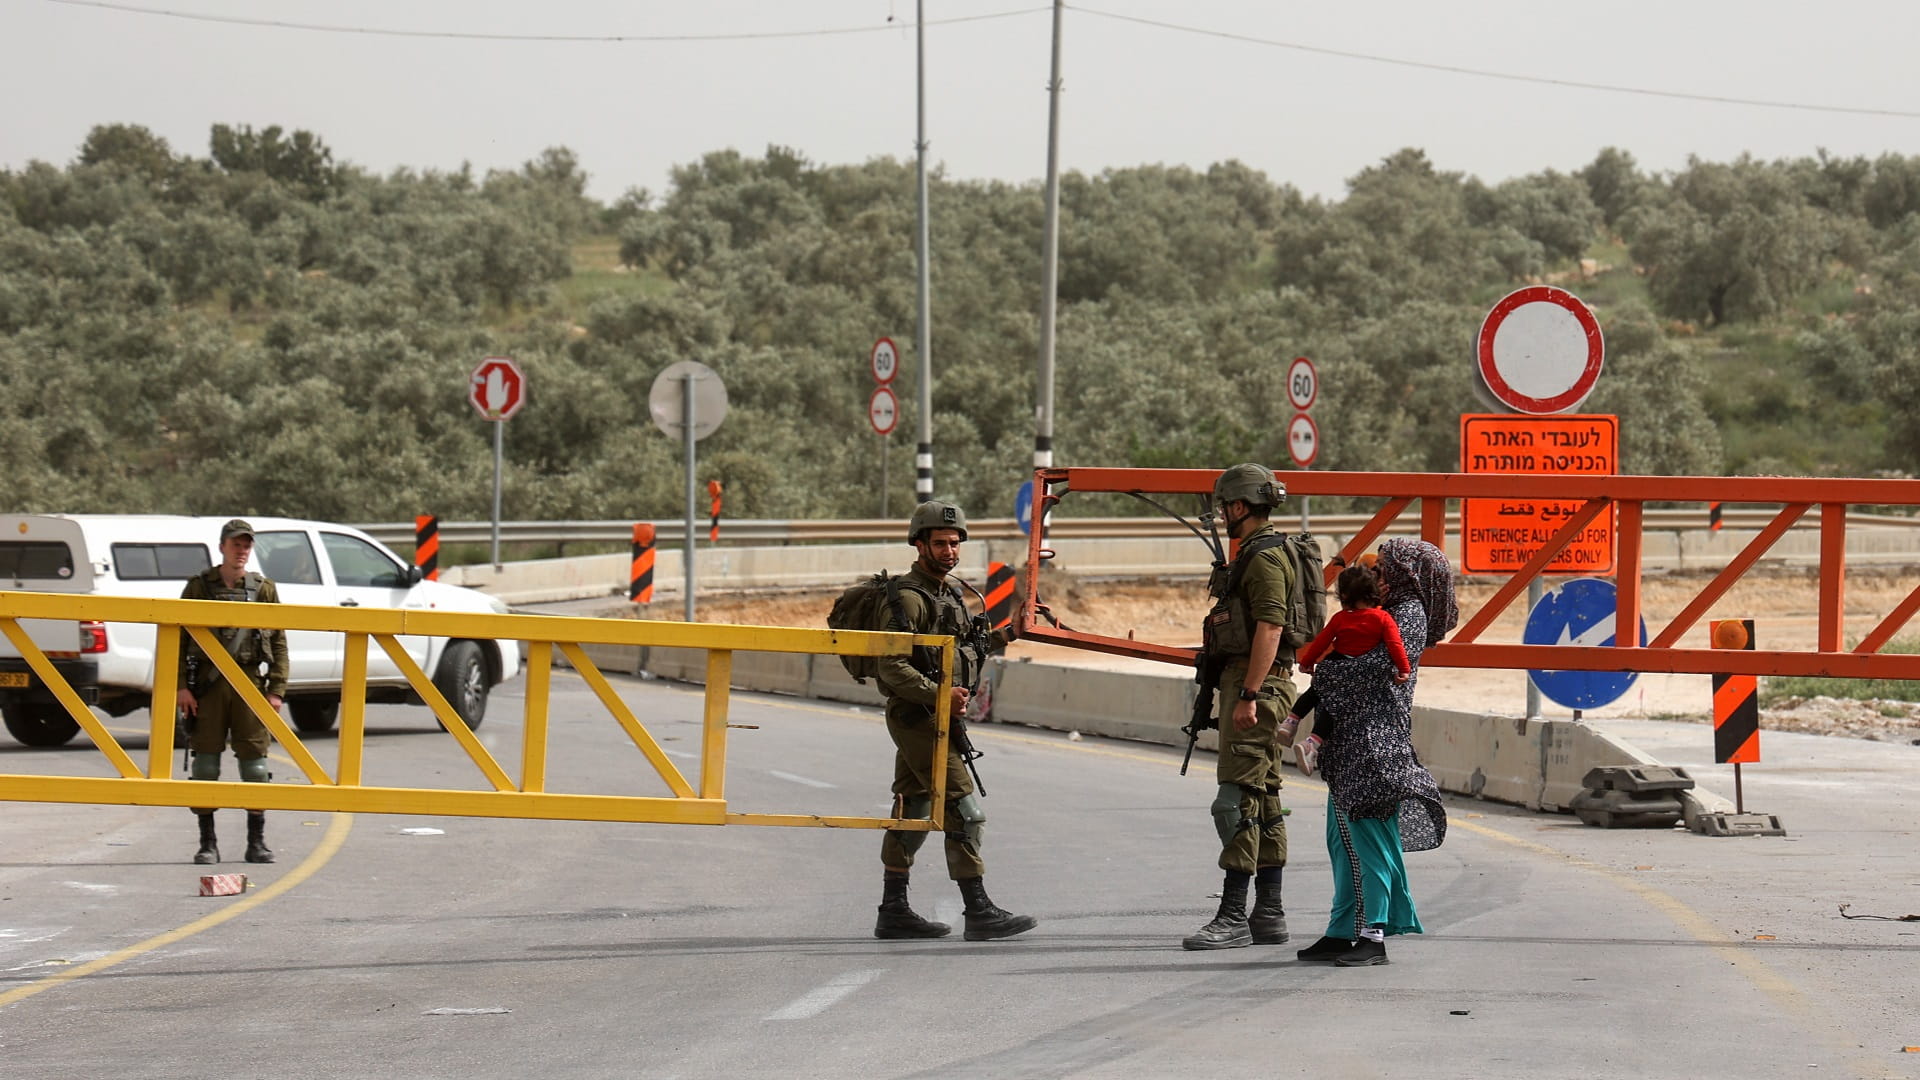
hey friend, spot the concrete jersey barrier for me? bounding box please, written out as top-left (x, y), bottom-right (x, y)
top-left (549, 639), bottom-right (1734, 828)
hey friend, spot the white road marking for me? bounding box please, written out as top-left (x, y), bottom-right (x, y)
top-left (767, 770), bottom-right (835, 789)
top-left (61, 882), bottom-right (116, 895)
top-left (663, 749), bottom-right (697, 760)
top-left (764, 968), bottom-right (883, 1021)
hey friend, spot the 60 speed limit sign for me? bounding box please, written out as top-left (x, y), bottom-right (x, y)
top-left (1286, 357), bottom-right (1317, 411)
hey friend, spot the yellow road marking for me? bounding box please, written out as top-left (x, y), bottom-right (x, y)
top-left (0, 813), bottom-right (354, 1009)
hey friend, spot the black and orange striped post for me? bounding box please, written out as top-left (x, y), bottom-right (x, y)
top-left (1711, 617), bottom-right (1759, 811)
top-left (414, 515), bottom-right (440, 581)
top-left (707, 480), bottom-right (723, 543)
top-left (1708, 501), bottom-right (1723, 531)
top-left (984, 561), bottom-right (1016, 633)
top-left (629, 523), bottom-right (656, 604)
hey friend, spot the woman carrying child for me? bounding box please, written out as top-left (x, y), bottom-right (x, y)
top-left (1289, 537), bottom-right (1457, 967)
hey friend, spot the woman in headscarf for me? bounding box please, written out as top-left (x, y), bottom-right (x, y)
top-left (1291, 537), bottom-right (1458, 967)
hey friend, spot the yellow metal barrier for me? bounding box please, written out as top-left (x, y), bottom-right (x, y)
top-left (0, 591), bottom-right (956, 832)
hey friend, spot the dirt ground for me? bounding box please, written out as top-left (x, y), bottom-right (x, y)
top-left (625, 565), bottom-right (1920, 747)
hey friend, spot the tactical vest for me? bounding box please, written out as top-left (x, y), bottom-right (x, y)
top-left (1201, 529), bottom-right (1294, 662)
top-left (189, 569), bottom-right (270, 685)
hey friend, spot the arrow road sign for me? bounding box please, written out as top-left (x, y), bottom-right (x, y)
top-left (1524, 577), bottom-right (1646, 710)
top-left (470, 356), bottom-right (526, 421)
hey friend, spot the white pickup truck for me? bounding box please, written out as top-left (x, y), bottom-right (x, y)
top-left (0, 514), bottom-right (521, 747)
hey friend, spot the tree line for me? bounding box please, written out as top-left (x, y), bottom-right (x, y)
top-left (4, 124), bottom-right (1919, 527)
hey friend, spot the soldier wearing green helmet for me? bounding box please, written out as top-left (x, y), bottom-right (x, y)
top-left (1184, 463), bottom-right (1301, 951)
top-left (872, 501), bottom-right (1037, 942)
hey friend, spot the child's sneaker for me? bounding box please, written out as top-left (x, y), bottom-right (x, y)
top-left (1276, 715), bottom-right (1301, 747)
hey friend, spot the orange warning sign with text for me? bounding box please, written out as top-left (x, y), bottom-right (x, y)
top-left (1460, 414), bottom-right (1618, 575)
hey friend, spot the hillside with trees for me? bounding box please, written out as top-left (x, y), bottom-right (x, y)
top-left (5, 124), bottom-right (1920, 524)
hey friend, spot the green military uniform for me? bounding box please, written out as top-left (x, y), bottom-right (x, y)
top-left (179, 519), bottom-right (291, 866)
top-left (1184, 463), bottom-right (1299, 951)
top-left (876, 564), bottom-right (985, 881)
top-left (179, 566), bottom-right (290, 760)
top-left (1209, 522), bottom-right (1301, 875)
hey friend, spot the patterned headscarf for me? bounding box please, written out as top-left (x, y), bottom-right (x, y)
top-left (1376, 538), bottom-right (1458, 648)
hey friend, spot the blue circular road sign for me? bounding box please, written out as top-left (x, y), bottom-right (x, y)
top-left (1014, 480), bottom-right (1035, 537)
top-left (1524, 577), bottom-right (1646, 710)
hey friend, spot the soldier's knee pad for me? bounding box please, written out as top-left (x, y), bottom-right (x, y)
top-left (190, 753), bottom-right (222, 781)
top-left (894, 794), bottom-right (933, 820)
top-left (1212, 783), bottom-right (1263, 842)
top-left (951, 793), bottom-right (986, 848)
top-left (238, 757), bottom-right (271, 782)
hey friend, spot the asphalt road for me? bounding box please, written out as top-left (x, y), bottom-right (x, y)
top-left (0, 674), bottom-right (1916, 1079)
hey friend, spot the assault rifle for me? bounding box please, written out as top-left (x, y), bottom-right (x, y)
top-left (1180, 648), bottom-right (1226, 776)
top-left (1180, 501), bottom-right (1232, 776)
top-left (948, 579), bottom-right (996, 796)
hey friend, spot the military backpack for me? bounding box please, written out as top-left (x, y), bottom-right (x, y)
top-left (1205, 532), bottom-right (1328, 654)
top-left (827, 572), bottom-right (940, 683)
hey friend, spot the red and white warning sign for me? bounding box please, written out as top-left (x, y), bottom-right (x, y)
top-left (1286, 412), bottom-right (1319, 468)
top-left (1475, 287), bottom-right (1604, 415)
top-left (868, 385), bottom-right (899, 436)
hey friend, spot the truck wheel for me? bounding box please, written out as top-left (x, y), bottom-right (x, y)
top-left (290, 698), bottom-right (340, 735)
top-left (433, 641), bottom-right (488, 729)
top-left (3, 703), bottom-right (82, 747)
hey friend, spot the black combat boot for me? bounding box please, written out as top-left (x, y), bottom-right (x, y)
top-left (244, 811), bottom-right (274, 864)
top-left (193, 813), bottom-right (219, 865)
top-left (875, 870), bottom-right (950, 939)
top-left (1249, 881), bottom-right (1289, 944)
top-left (1182, 877), bottom-right (1251, 950)
top-left (956, 877), bottom-right (1037, 941)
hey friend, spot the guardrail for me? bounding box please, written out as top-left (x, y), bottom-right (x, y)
top-left (356, 508), bottom-right (1920, 549)
top-left (0, 591), bottom-right (961, 830)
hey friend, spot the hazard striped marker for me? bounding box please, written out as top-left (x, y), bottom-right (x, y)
top-left (1711, 618), bottom-right (1759, 764)
top-left (983, 562), bottom-right (1016, 632)
top-left (414, 515), bottom-right (440, 581)
top-left (629, 524), bottom-right (656, 604)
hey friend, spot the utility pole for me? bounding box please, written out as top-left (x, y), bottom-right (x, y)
top-left (1034, 0), bottom-right (1065, 477)
top-left (914, 0), bottom-right (934, 504)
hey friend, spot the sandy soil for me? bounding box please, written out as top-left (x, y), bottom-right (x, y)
top-left (621, 565), bottom-right (1920, 746)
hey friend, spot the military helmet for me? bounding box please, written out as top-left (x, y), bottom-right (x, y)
top-left (908, 501), bottom-right (968, 543)
top-left (1213, 463), bottom-right (1287, 508)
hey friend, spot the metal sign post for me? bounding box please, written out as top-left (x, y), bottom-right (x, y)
top-left (1286, 357), bottom-right (1318, 531)
top-left (491, 422), bottom-right (504, 568)
top-left (469, 357), bottom-right (527, 570)
top-left (649, 361), bottom-right (729, 623)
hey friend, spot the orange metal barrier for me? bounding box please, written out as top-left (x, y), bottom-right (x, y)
top-left (1018, 468), bottom-right (1920, 681)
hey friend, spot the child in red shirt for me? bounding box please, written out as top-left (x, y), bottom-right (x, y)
top-left (1281, 562), bottom-right (1409, 746)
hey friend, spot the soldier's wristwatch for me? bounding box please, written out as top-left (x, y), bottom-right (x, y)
top-left (1237, 687), bottom-right (1260, 701)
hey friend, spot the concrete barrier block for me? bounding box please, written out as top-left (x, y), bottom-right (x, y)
top-left (988, 658), bottom-right (1193, 745)
top-left (635, 647), bottom-right (811, 696)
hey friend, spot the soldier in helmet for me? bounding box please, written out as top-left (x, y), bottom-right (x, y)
top-left (872, 501), bottom-right (1037, 942)
top-left (177, 519), bottom-right (290, 866)
top-left (1184, 464), bottom-right (1301, 950)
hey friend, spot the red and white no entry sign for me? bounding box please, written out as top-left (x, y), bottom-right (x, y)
top-left (868, 385), bottom-right (899, 436)
top-left (1286, 356), bottom-right (1317, 411)
top-left (470, 356), bottom-right (526, 421)
top-left (1286, 412), bottom-right (1319, 467)
top-left (1475, 286), bottom-right (1604, 415)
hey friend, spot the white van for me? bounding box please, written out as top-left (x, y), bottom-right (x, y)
top-left (0, 515), bottom-right (521, 747)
